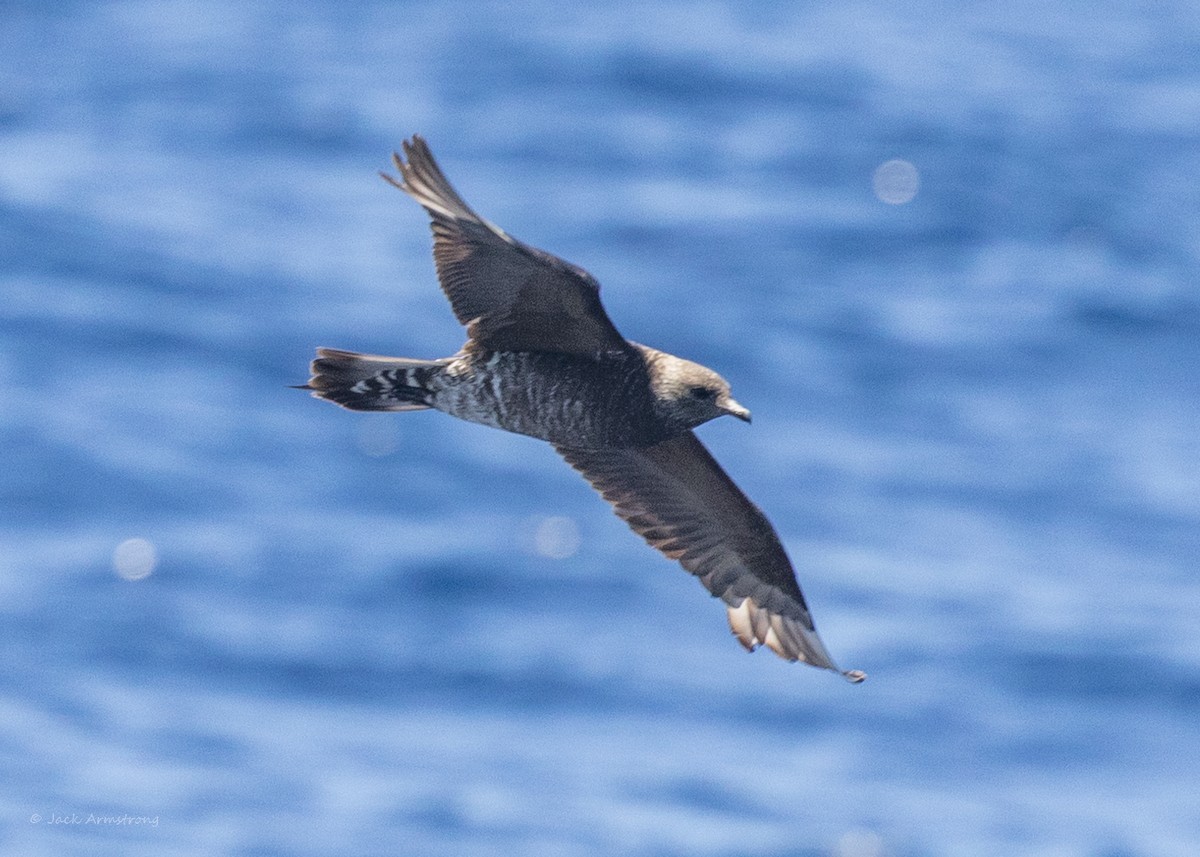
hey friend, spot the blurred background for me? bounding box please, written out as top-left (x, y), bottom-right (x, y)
top-left (3, 2), bottom-right (1198, 855)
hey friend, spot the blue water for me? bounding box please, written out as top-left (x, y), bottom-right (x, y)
top-left (3, 3), bottom-right (1198, 855)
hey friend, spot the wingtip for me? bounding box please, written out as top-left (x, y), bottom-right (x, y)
top-left (400, 135), bottom-right (431, 167)
top-left (384, 134), bottom-right (479, 223)
top-left (379, 167), bottom-right (403, 190)
top-left (726, 599), bottom-right (855, 680)
top-left (380, 137), bottom-right (429, 191)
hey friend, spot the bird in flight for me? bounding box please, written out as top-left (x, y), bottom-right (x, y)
top-left (303, 136), bottom-right (864, 682)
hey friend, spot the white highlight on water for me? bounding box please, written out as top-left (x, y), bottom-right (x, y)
top-left (834, 829), bottom-right (886, 857)
top-left (872, 159), bottom-right (920, 205)
top-left (113, 538), bottom-right (157, 580)
top-left (533, 516), bottom-right (581, 560)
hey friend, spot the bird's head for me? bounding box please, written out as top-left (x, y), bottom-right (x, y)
top-left (650, 354), bottom-right (752, 429)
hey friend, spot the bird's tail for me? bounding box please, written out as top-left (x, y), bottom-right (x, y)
top-left (300, 347), bottom-right (447, 412)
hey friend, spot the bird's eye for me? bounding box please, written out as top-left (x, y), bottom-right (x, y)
top-left (688, 386), bottom-right (716, 400)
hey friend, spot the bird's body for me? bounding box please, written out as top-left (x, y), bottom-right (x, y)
top-left (304, 136), bottom-right (863, 682)
top-left (313, 342), bottom-right (740, 447)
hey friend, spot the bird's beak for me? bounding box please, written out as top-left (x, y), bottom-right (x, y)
top-left (723, 399), bottom-right (752, 423)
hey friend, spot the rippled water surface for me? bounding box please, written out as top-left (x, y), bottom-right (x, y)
top-left (3, 3), bottom-right (1198, 855)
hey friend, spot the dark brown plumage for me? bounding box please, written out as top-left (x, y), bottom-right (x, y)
top-left (382, 137), bottom-right (626, 355)
top-left (304, 136), bottom-right (863, 682)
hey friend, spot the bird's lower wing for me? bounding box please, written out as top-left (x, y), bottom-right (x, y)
top-left (556, 432), bottom-right (862, 680)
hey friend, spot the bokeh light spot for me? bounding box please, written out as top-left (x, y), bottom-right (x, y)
top-left (834, 829), bottom-right (886, 857)
top-left (533, 516), bottom-right (581, 560)
top-left (872, 159), bottom-right (920, 205)
top-left (113, 538), bottom-right (157, 581)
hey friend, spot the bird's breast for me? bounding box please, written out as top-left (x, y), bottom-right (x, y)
top-left (429, 349), bottom-right (667, 446)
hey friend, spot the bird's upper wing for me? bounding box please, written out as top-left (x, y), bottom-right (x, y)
top-left (556, 432), bottom-right (863, 680)
top-left (385, 136), bottom-right (628, 355)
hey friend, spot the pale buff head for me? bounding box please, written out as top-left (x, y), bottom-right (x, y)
top-left (648, 352), bottom-right (752, 430)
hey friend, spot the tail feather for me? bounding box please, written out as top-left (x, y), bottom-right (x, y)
top-left (304, 347), bottom-right (445, 412)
